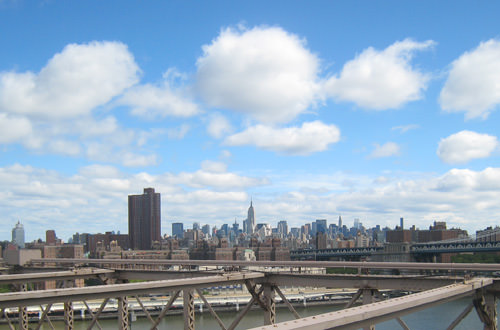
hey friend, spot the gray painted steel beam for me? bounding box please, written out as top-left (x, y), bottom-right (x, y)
top-left (266, 273), bottom-right (462, 291)
top-left (246, 278), bottom-right (493, 330)
top-left (0, 272), bottom-right (264, 309)
top-left (30, 258), bottom-right (500, 272)
top-left (0, 268), bottom-right (114, 285)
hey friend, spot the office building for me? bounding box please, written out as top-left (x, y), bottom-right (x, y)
top-left (246, 200), bottom-right (255, 235)
top-left (172, 222), bottom-right (184, 239)
top-left (277, 220), bottom-right (288, 238)
top-left (316, 219), bottom-right (327, 234)
top-left (12, 221), bottom-right (25, 248)
top-left (128, 188), bottom-right (161, 250)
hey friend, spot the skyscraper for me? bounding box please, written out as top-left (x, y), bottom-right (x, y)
top-left (172, 222), bottom-right (184, 238)
top-left (128, 188), bottom-right (161, 250)
top-left (246, 200), bottom-right (255, 235)
top-left (12, 221), bottom-right (25, 248)
top-left (316, 219), bottom-right (327, 234)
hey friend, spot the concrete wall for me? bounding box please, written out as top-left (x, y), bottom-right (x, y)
top-left (4, 249), bottom-right (42, 266)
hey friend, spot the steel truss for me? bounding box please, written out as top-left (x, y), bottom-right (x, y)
top-left (0, 266), bottom-right (498, 329)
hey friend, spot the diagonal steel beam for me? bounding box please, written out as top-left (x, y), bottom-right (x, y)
top-left (274, 286), bottom-right (300, 319)
top-left (134, 296), bottom-right (155, 325)
top-left (446, 302), bottom-right (473, 330)
top-left (150, 290), bottom-right (181, 330)
top-left (83, 301), bottom-right (103, 330)
top-left (228, 286), bottom-right (265, 330)
top-left (86, 298), bottom-right (109, 330)
top-left (245, 281), bottom-right (267, 311)
top-left (34, 304), bottom-right (54, 330)
top-left (195, 288), bottom-right (227, 330)
top-left (344, 289), bottom-right (362, 309)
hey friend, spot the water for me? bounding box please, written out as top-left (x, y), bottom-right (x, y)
top-left (3, 298), bottom-right (491, 329)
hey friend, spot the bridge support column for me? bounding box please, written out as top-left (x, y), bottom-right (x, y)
top-left (64, 301), bottom-right (74, 330)
top-left (18, 283), bottom-right (28, 330)
top-left (18, 305), bottom-right (28, 330)
top-left (474, 292), bottom-right (497, 330)
top-left (362, 289), bottom-right (376, 330)
top-left (118, 296), bottom-right (129, 330)
top-left (183, 289), bottom-right (195, 330)
top-left (263, 284), bottom-right (276, 325)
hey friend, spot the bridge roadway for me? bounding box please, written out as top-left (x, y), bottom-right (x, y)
top-left (1, 259), bottom-right (500, 330)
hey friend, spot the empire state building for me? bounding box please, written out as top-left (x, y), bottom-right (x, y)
top-left (246, 200), bottom-right (255, 235)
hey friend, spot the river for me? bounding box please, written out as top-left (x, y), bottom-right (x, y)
top-left (4, 297), bottom-right (492, 329)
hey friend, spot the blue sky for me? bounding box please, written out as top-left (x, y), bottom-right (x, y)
top-left (1, 1), bottom-right (500, 242)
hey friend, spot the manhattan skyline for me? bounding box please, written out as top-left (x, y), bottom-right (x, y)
top-left (1, 1), bottom-right (500, 241)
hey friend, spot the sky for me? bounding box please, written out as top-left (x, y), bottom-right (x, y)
top-left (1, 1), bottom-right (500, 242)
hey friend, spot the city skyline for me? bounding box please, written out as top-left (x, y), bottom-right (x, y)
top-left (1, 2), bottom-right (500, 241)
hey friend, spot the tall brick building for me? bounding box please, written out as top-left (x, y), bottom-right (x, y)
top-left (128, 188), bottom-right (161, 250)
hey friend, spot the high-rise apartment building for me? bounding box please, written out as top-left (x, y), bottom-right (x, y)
top-left (46, 230), bottom-right (56, 245)
top-left (128, 188), bottom-right (161, 250)
top-left (12, 221), bottom-right (25, 248)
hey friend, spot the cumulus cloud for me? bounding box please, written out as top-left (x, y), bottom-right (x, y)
top-left (0, 113), bottom-right (32, 144)
top-left (224, 121), bottom-right (340, 155)
top-left (86, 142), bottom-right (158, 167)
top-left (369, 142), bottom-right (401, 158)
top-left (440, 39), bottom-right (500, 119)
top-left (120, 79), bottom-right (199, 119)
top-left (0, 41), bottom-right (139, 118)
top-left (437, 130), bottom-right (498, 164)
top-left (167, 124), bottom-right (190, 140)
top-left (0, 161), bottom-right (272, 239)
top-left (325, 39), bottom-right (434, 109)
top-left (47, 139), bottom-right (81, 156)
top-left (201, 160), bottom-right (227, 173)
top-left (196, 26), bottom-right (321, 123)
top-left (435, 167), bottom-right (500, 192)
top-left (3, 162), bottom-right (500, 240)
top-left (207, 113), bottom-right (233, 138)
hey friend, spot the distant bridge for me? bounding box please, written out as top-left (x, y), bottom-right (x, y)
top-left (411, 240), bottom-right (500, 254)
top-left (290, 246), bottom-right (384, 259)
top-left (290, 240), bottom-right (500, 260)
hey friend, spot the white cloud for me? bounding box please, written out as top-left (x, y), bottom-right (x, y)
top-left (122, 153), bottom-right (158, 167)
top-left (392, 124), bottom-right (419, 133)
top-left (201, 160), bottom-right (227, 173)
top-left (0, 113), bottom-right (32, 144)
top-left (437, 130), bottom-right (498, 164)
top-left (3, 162), bottom-right (500, 240)
top-left (207, 113), bottom-right (233, 138)
top-left (86, 143), bottom-right (158, 167)
top-left (78, 164), bottom-right (122, 178)
top-left (47, 139), bottom-right (81, 156)
top-left (167, 124), bottom-right (190, 140)
top-left (0, 41), bottom-right (140, 118)
top-left (435, 167), bottom-right (500, 192)
top-left (224, 121), bottom-right (340, 155)
top-left (440, 39), bottom-right (500, 119)
top-left (196, 26), bottom-right (321, 123)
top-left (167, 167), bottom-right (269, 189)
top-left (369, 142), bottom-right (400, 159)
top-left (76, 116), bottom-right (119, 138)
top-left (121, 82), bottom-right (199, 119)
top-left (326, 39), bottom-right (434, 109)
